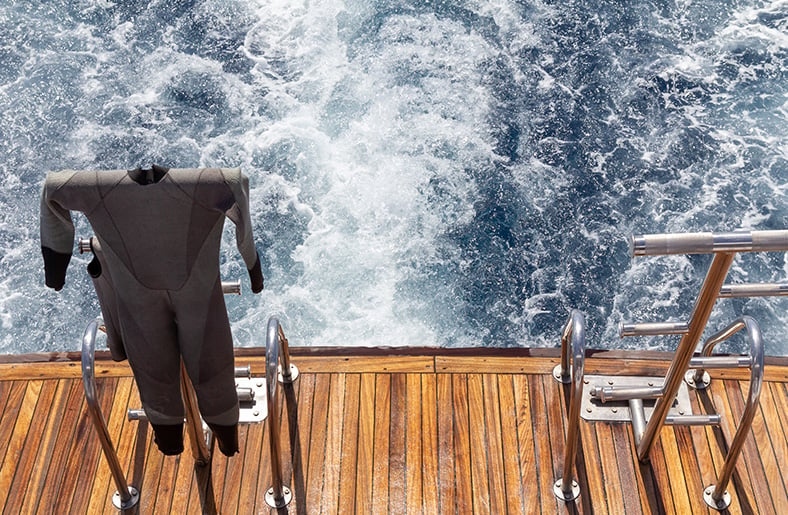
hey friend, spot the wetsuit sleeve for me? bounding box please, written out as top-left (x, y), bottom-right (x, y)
top-left (40, 172), bottom-right (77, 290)
top-left (221, 169), bottom-right (264, 293)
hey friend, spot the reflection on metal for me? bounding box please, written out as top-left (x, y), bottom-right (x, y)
top-left (222, 279), bottom-right (241, 295)
top-left (78, 237), bottom-right (93, 254)
top-left (264, 317), bottom-right (296, 509)
top-left (81, 318), bottom-right (140, 510)
top-left (552, 310), bottom-right (584, 503)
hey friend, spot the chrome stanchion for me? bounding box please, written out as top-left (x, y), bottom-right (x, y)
top-left (81, 318), bottom-right (139, 510)
top-left (552, 310), bottom-right (584, 502)
top-left (264, 317), bottom-right (294, 508)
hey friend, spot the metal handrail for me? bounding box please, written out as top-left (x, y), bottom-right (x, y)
top-left (636, 251), bottom-right (735, 460)
top-left (263, 317), bottom-right (297, 508)
top-left (695, 317), bottom-right (765, 510)
top-left (552, 310), bottom-right (585, 502)
top-left (630, 229), bottom-right (788, 256)
top-left (81, 318), bottom-right (140, 510)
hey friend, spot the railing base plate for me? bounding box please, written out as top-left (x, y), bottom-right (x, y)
top-left (237, 377), bottom-right (267, 423)
top-left (553, 479), bottom-right (580, 502)
top-left (704, 486), bottom-right (732, 511)
top-left (685, 369), bottom-right (711, 390)
top-left (265, 486), bottom-right (293, 508)
top-left (581, 375), bottom-right (692, 422)
top-left (112, 486), bottom-right (140, 510)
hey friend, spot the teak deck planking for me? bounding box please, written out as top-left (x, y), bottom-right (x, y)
top-left (0, 348), bottom-right (786, 514)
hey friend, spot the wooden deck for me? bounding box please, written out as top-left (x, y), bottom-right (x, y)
top-left (1, 348), bottom-right (787, 514)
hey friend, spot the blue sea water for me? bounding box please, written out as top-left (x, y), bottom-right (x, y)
top-left (0, 1), bottom-right (786, 355)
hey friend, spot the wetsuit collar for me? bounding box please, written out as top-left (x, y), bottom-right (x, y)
top-left (128, 164), bottom-right (170, 185)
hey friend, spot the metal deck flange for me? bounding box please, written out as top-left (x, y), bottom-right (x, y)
top-left (112, 486), bottom-right (140, 510)
top-left (278, 363), bottom-right (299, 384)
top-left (236, 376), bottom-right (267, 423)
top-left (684, 369), bottom-right (711, 390)
top-left (552, 364), bottom-right (573, 384)
top-left (553, 479), bottom-right (580, 502)
top-left (580, 375), bottom-right (692, 422)
top-left (704, 485), bottom-right (732, 511)
top-left (265, 485), bottom-right (293, 508)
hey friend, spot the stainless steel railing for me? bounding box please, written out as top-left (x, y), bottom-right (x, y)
top-left (263, 316), bottom-right (298, 509)
top-left (180, 359), bottom-right (212, 466)
top-left (81, 318), bottom-right (140, 510)
top-left (630, 229), bottom-right (788, 256)
top-left (558, 229), bottom-right (781, 510)
top-left (692, 317), bottom-right (765, 510)
top-left (626, 229), bottom-right (788, 462)
top-left (552, 310), bottom-right (585, 502)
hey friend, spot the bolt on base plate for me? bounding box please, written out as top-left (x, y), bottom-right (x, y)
top-left (703, 485), bottom-right (732, 511)
top-left (684, 369), bottom-right (711, 390)
top-left (112, 486), bottom-right (140, 510)
top-left (553, 479), bottom-right (580, 502)
top-left (265, 486), bottom-right (293, 508)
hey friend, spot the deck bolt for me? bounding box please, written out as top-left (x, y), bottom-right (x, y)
top-left (583, 379), bottom-right (589, 384)
top-left (608, 380), bottom-right (614, 385)
top-left (679, 410), bottom-right (684, 415)
top-left (253, 410), bottom-right (259, 417)
top-left (648, 381), bottom-right (654, 387)
top-left (586, 408), bottom-right (592, 413)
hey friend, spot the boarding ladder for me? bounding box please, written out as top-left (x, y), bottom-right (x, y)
top-left (554, 229), bottom-right (787, 511)
top-left (77, 237), bottom-right (298, 510)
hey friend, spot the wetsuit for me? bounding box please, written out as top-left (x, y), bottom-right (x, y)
top-left (40, 166), bottom-right (264, 456)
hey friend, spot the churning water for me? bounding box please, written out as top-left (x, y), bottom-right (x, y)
top-left (1, 1), bottom-right (787, 355)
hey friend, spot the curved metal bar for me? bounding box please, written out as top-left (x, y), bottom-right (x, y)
top-left (82, 318), bottom-right (139, 510)
top-left (553, 310), bottom-right (585, 502)
top-left (691, 318), bottom-right (750, 385)
top-left (264, 317), bottom-right (293, 508)
top-left (704, 316), bottom-right (764, 510)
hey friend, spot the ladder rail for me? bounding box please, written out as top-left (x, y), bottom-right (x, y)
top-left (552, 310), bottom-right (585, 502)
top-left (81, 318), bottom-right (140, 510)
top-left (263, 317), bottom-right (297, 509)
top-left (703, 316), bottom-right (765, 509)
top-left (636, 251), bottom-right (735, 460)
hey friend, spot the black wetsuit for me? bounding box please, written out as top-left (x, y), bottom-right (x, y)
top-left (40, 166), bottom-right (264, 455)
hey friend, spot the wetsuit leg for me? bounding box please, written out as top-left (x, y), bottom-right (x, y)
top-left (115, 285), bottom-right (186, 454)
top-left (174, 276), bottom-right (240, 455)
